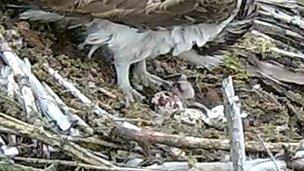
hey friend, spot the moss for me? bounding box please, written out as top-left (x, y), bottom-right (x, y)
top-left (238, 33), bottom-right (275, 55)
top-left (223, 53), bottom-right (250, 80)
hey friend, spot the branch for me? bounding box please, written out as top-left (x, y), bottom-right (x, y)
top-left (222, 76), bottom-right (246, 171)
top-left (0, 40), bottom-right (73, 132)
top-left (13, 157), bottom-right (156, 171)
top-left (115, 122), bottom-right (299, 152)
top-left (0, 112), bottom-right (115, 167)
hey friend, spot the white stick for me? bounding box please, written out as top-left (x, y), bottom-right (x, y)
top-left (0, 40), bottom-right (72, 131)
top-left (43, 82), bottom-right (94, 135)
top-left (146, 159), bottom-right (286, 171)
top-left (222, 76), bottom-right (246, 171)
top-left (43, 64), bottom-right (144, 134)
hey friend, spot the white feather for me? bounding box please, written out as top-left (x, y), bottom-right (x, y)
top-left (83, 0), bottom-right (242, 62)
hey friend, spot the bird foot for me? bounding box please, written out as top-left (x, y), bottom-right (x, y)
top-left (198, 55), bottom-right (223, 70)
top-left (133, 72), bottom-right (172, 91)
top-left (178, 50), bottom-right (223, 70)
top-left (123, 88), bottom-right (146, 105)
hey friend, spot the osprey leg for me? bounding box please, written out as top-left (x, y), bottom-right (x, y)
top-left (115, 62), bottom-right (145, 103)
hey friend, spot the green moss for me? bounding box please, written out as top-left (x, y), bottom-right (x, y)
top-left (224, 53), bottom-right (250, 80)
top-left (238, 33), bottom-right (275, 54)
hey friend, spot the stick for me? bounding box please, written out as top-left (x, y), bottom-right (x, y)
top-left (222, 76), bottom-right (246, 171)
top-left (0, 40), bottom-right (72, 132)
top-left (115, 122), bottom-right (299, 152)
top-left (0, 112), bottom-right (115, 167)
top-left (42, 82), bottom-right (94, 135)
top-left (257, 135), bottom-right (280, 171)
top-left (146, 159), bottom-right (287, 171)
top-left (13, 157), bottom-right (288, 171)
top-left (13, 157), bottom-right (156, 171)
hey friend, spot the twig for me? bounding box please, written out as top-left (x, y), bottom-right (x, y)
top-left (64, 136), bottom-right (130, 150)
top-left (43, 63), bottom-right (94, 105)
top-left (43, 64), bottom-right (150, 141)
top-left (13, 157), bottom-right (157, 171)
top-left (250, 30), bottom-right (304, 58)
top-left (0, 40), bottom-right (73, 132)
top-left (0, 126), bottom-right (128, 150)
top-left (12, 157), bottom-right (289, 171)
top-left (0, 54), bottom-right (39, 123)
top-left (146, 159), bottom-right (287, 171)
top-left (0, 110), bottom-right (299, 154)
top-left (42, 82), bottom-right (94, 135)
top-left (0, 67), bottom-right (22, 107)
top-left (257, 135), bottom-right (280, 171)
top-left (0, 112), bottom-right (115, 167)
top-left (115, 122), bottom-right (299, 152)
top-left (0, 160), bottom-right (51, 171)
top-left (254, 0), bottom-right (304, 52)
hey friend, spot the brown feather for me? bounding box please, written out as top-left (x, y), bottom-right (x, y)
top-left (32, 0), bottom-right (238, 28)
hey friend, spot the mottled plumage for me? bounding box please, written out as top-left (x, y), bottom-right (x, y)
top-left (32, 0), bottom-right (238, 29)
top-left (21, 0), bottom-right (256, 102)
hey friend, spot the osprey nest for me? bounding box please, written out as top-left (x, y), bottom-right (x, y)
top-left (0, 0), bottom-right (304, 170)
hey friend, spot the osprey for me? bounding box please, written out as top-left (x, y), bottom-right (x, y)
top-left (21, 0), bottom-right (256, 102)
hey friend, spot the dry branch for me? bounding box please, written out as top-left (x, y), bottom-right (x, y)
top-left (13, 157), bottom-right (157, 171)
top-left (0, 112), bottom-right (115, 167)
top-left (222, 76), bottom-right (246, 171)
top-left (0, 40), bottom-right (74, 132)
top-left (0, 159), bottom-right (56, 171)
top-left (146, 159), bottom-right (287, 171)
top-left (255, 0), bottom-right (304, 52)
top-left (115, 123), bottom-right (299, 153)
top-left (42, 82), bottom-right (94, 135)
top-left (257, 135), bottom-right (280, 171)
top-left (12, 157), bottom-right (288, 171)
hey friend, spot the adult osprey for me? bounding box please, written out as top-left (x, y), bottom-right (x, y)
top-left (21, 0), bottom-right (255, 102)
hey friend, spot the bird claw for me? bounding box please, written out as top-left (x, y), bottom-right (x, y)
top-left (199, 55), bottom-right (223, 70)
top-left (124, 88), bottom-right (146, 105)
top-left (133, 72), bottom-right (172, 90)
